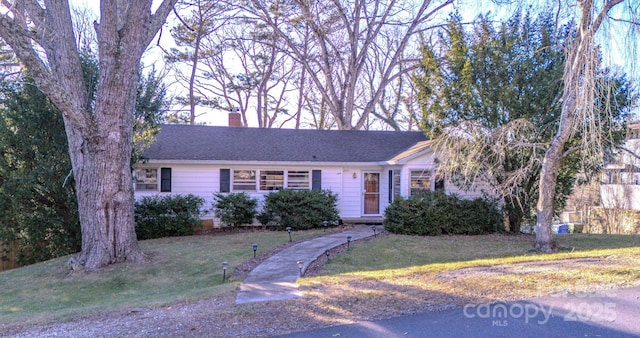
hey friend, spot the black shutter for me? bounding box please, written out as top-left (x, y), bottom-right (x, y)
top-left (220, 169), bottom-right (231, 192)
top-left (312, 170), bottom-right (321, 190)
top-left (160, 168), bottom-right (171, 192)
top-left (389, 170), bottom-right (393, 203)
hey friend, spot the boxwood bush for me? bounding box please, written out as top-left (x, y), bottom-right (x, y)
top-left (258, 189), bottom-right (340, 230)
top-left (213, 192), bottom-right (258, 227)
top-left (384, 190), bottom-right (502, 235)
top-left (134, 194), bottom-right (204, 240)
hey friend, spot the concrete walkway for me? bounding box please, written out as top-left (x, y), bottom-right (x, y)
top-left (236, 225), bottom-right (379, 304)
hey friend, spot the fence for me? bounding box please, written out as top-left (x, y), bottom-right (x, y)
top-left (0, 241), bottom-right (19, 271)
top-left (586, 206), bottom-right (640, 234)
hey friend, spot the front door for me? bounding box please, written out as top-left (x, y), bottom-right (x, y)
top-left (363, 172), bottom-right (380, 215)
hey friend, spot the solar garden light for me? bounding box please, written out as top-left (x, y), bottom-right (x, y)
top-left (286, 227), bottom-right (292, 242)
top-left (297, 260), bottom-right (303, 277)
top-left (325, 249), bottom-right (330, 260)
top-left (222, 261), bottom-right (228, 282)
top-left (347, 235), bottom-right (352, 250)
top-left (323, 220), bottom-right (328, 232)
top-left (252, 243), bottom-right (258, 258)
top-left (372, 225), bottom-right (377, 238)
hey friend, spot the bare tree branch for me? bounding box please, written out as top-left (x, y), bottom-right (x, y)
top-left (620, 145), bottom-right (640, 161)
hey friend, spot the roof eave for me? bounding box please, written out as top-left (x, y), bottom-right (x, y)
top-left (136, 159), bottom-right (389, 167)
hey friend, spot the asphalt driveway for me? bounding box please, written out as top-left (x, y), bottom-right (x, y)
top-left (276, 286), bottom-right (640, 337)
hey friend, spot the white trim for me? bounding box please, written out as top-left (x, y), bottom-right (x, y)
top-left (139, 159), bottom-right (386, 167)
top-left (362, 171), bottom-right (382, 216)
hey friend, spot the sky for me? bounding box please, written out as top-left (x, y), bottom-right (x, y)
top-left (69, 0), bottom-right (639, 126)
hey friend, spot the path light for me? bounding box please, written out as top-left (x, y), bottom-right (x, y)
top-left (347, 235), bottom-right (352, 250)
top-left (252, 243), bottom-right (258, 258)
top-left (323, 220), bottom-right (328, 232)
top-left (325, 249), bottom-right (330, 260)
top-left (286, 227), bottom-right (292, 242)
top-left (297, 260), bottom-right (303, 277)
top-left (372, 225), bottom-right (377, 238)
top-left (222, 261), bottom-right (228, 282)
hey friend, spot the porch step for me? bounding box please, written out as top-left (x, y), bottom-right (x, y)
top-left (341, 217), bottom-right (383, 225)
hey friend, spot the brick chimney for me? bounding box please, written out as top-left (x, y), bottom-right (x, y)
top-left (228, 112), bottom-right (242, 127)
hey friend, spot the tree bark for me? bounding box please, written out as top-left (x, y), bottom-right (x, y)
top-left (70, 119), bottom-right (145, 268)
top-left (534, 0), bottom-right (623, 251)
top-left (0, 0), bottom-right (178, 270)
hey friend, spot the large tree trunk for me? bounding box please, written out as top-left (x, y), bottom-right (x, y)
top-left (534, 0), bottom-right (622, 251)
top-left (69, 54), bottom-right (146, 268)
top-left (0, 0), bottom-right (178, 270)
top-left (70, 124), bottom-right (145, 268)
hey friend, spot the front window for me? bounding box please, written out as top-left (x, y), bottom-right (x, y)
top-left (410, 169), bottom-right (431, 195)
top-left (135, 168), bottom-right (158, 191)
top-left (260, 170), bottom-right (284, 191)
top-left (287, 171), bottom-right (310, 190)
top-left (233, 170), bottom-right (257, 191)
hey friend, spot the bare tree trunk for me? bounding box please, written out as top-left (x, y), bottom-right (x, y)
top-left (188, 32), bottom-right (202, 125)
top-left (69, 121), bottom-right (144, 268)
top-left (535, 132), bottom-right (570, 251)
top-left (0, 0), bottom-right (177, 270)
top-left (534, 0), bottom-right (623, 251)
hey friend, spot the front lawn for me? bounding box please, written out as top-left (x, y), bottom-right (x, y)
top-left (1, 230), bottom-right (638, 333)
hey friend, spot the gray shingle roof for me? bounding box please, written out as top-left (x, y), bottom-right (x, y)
top-left (142, 124), bottom-right (429, 163)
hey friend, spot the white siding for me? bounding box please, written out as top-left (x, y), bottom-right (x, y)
top-left (600, 132), bottom-right (640, 211)
top-left (339, 167), bottom-right (388, 217)
top-left (134, 164), bottom-right (354, 216)
top-left (135, 164), bottom-right (218, 210)
top-left (401, 151), bottom-right (495, 200)
top-left (401, 152), bottom-right (436, 197)
top-left (443, 178), bottom-right (494, 200)
top-left (133, 149), bottom-right (499, 222)
top-left (340, 168), bottom-right (362, 217)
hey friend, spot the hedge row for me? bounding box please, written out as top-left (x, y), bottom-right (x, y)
top-left (134, 194), bottom-right (204, 240)
top-left (383, 191), bottom-right (502, 235)
top-left (134, 190), bottom-right (502, 239)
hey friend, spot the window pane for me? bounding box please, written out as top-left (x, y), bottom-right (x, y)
top-left (393, 170), bottom-right (401, 199)
top-left (135, 168), bottom-right (158, 191)
top-left (233, 170), bottom-right (256, 191)
top-left (410, 170), bottom-right (431, 195)
top-left (260, 170), bottom-right (284, 191)
top-left (287, 171), bottom-right (309, 190)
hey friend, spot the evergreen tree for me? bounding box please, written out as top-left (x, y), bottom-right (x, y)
top-left (0, 63), bottom-right (168, 266)
top-left (0, 78), bottom-right (80, 264)
top-left (414, 12), bottom-right (633, 232)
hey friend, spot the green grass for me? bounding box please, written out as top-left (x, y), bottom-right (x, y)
top-left (0, 228), bottom-right (328, 326)
top-left (295, 234), bottom-right (640, 317)
top-left (1, 231), bottom-right (639, 329)
top-left (320, 233), bottom-right (640, 275)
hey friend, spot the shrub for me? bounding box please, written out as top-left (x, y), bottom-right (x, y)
top-left (213, 192), bottom-right (258, 227)
top-left (134, 194), bottom-right (204, 240)
top-left (384, 190), bottom-right (502, 235)
top-left (258, 189), bottom-right (340, 230)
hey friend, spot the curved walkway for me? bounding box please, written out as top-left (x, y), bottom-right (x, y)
top-left (236, 225), bottom-right (379, 304)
